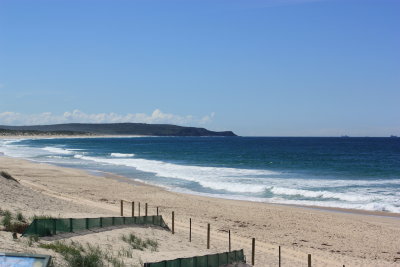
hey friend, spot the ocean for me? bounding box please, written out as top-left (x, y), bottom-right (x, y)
top-left (1, 137), bottom-right (399, 213)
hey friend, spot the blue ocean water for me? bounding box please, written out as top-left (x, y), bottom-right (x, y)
top-left (1, 137), bottom-right (399, 212)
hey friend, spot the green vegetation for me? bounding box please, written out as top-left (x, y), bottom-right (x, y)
top-left (117, 247), bottom-right (133, 258)
top-left (104, 253), bottom-right (126, 267)
top-left (0, 209), bottom-right (29, 233)
top-left (8, 221), bottom-right (29, 233)
top-left (121, 233), bottom-right (158, 252)
top-left (39, 241), bottom-right (133, 267)
top-left (16, 212), bottom-right (25, 222)
top-left (40, 241), bottom-right (103, 267)
top-left (0, 128), bottom-right (90, 136)
top-left (1, 210), bottom-right (12, 229)
top-left (0, 123), bottom-right (236, 136)
top-left (31, 215), bottom-right (57, 220)
top-left (0, 171), bottom-right (19, 183)
top-left (27, 235), bottom-right (40, 246)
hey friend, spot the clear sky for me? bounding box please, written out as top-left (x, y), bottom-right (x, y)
top-left (0, 0), bottom-right (399, 136)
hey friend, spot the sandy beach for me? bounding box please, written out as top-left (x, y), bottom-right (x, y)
top-left (1, 153), bottom-right (400, 266)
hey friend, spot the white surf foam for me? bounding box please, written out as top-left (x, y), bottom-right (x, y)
top-left (269, 186), bottom-right (378, 202)
top-left (42, 146), bottom-right (74, 155)
top-left (162, 187), bottom-right (400, 213)
top-left (269, 198), bottom-right (400, 213)
top-left (69, 155), bottom-right (400, 199)
top-left (110, 153), bottom-right (135, 158)
top-left (0, 140), bottom-right (48, 158)
top-left (73, 156), bottom-right (278, 193)
top-left (2, 140), bottom-right (400, 213)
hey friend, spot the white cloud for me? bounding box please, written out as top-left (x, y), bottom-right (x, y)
top-left (0, 109), bottom-right (215, 126)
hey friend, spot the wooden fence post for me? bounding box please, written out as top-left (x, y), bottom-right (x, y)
top-left (308, 254), bottom-right (311, 267)
top-left (145, 203), bottom-right (148, 216)
top-left (251, 238), bottom-right (255, 266)
top-left (138, 202), bottom-right (141, 217)
top-left (120, 200), bottom-right (123, 216)
top-left (132, 201), bottom-right (134, 217)
top-left (207, 223), bottom-right (210, 249)
top-left (157, 207), bottom-right (159, 216)
top-left (172, 211), bottom-right (175, 234)
top-left (279, 246), bottom-right (281, 267)
top-left (228, 230), bottom-right (231, 252)
top-left (189, 218), bottom-right (192, 242)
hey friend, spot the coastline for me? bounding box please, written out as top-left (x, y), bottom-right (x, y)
top-left (0, 135), bottom-right (400, 218)
top-left (0, 134), bottom-right (149, 140)
top-left (97, 168), bottom-right (400, 219)
top-left (1, 154), bottom-right (400, 266)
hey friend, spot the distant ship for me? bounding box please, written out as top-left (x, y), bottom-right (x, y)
top-left (341, 135), bottom-right (350, 138)
top-left (390, 135), bottom-right (398, 138)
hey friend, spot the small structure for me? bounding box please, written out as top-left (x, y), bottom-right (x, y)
top-left (0, 252), bottom-right (51, 267)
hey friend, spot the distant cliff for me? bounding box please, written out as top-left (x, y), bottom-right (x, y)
top-left (0, 123), bottom-right (237, 137)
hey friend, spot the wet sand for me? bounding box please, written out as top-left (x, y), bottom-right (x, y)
top-left (1, 151), bottom-right (400, 266)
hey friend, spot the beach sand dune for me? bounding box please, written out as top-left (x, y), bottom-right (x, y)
top-left (1, 156), bottom-right (400, 266)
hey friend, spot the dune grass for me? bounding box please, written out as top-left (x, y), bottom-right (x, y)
top-left (31, 214), bottom-right (58, 220)
top-left (40, 241), bottom-right (104, 267)
top-left (121, 233), bottom-right (158, 252)
top-left (0, 171), bottom-right (19, 183)
top-left (39, 241), bottom-right (133, 267)
top-left (1, 210), bottom-right (12, 229)
top-left (0, 210), bottom-right (30, 233)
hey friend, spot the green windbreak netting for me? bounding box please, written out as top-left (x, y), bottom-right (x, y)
top-left (55, 219), bottom-right (71, 234)
top-left (88, 218), bottom-right (101, 229)
top-left (23, 216), bottom-right (169, 237)
top-left (114, 217), bottom-right (124, 226)
top-left (143, 249), bottom-right (246, 267)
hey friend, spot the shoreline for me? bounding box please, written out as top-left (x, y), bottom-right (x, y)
top-left (1, 135), bottom-right (399, 218)
top-left (6, 153), bottom-right (400, 219)
top-left (111, 168), bottom-right (400, 219)
top-left (0, 134), bottom-right (149, 140)
top-left (1, 155), bottom-right (400, 265)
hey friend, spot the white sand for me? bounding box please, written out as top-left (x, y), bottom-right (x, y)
top-left (1, 155), bottom-right (400, 266)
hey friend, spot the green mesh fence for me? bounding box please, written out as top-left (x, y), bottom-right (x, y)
top-left (144, 249), bottom-right (246, 267)
top-left (22, 216), bottom-right (169, 237)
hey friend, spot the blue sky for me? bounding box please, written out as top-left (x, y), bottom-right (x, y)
top-left (0, 0), bottom-right (399, 136)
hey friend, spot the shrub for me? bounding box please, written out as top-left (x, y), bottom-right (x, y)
top-left (28, 235), bottom-right (40, 246)
top-left (32, 215), bottom-right (57, 220)
top-left (16, 212), bottom-right (25, 222)
top-left (40, 241), bottom-right (81, 255)
top-left (105, 254), bottom-right (125, 267)
top-left (121, 233), bottom-right (158, 251)
top-left (40, 241), bottom-right (104, 267)
top-left (145, 238), bottom-right (159, 252)
top-left (0, 171), bottom-right (19, 183)
top-left (1, 210), bottom-right (12, 228)
top-left (7, 222), bottom-right (30, 234)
